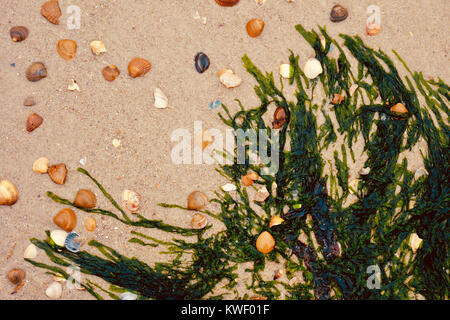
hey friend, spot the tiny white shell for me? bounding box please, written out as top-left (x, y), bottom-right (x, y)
top-left (303, 58), bottom-right (323, 79)
top-left (67, 79), bottom-right (80, 91)
top-left (359, 167), bottom-right (370, 175)
top-left (24, 243), bottom-right (37, 259)
top-left (50, 230), bottom-right (68, 247)
top-left (45, 281), bottom-right (62, 299)
top-left (219, 69), bottom-right (242, 88)
top-left (279, 64), bottom-right (292, 79)
top-left (154, 88), bottom-right (168, 109)
top-left (120, 292), bottom-right (138, 300)
top-left (221, 183), bottom-right (237, 192)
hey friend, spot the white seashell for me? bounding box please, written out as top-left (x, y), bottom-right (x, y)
top-left (50, 230), bottom-right (68, 247)
top-left (24, 243), bottom-right (37, 259)
top-left (122, 189), bottom-right (141, 213)
top-left (359, 167), bottom-right (370, 175)
top-left (33, 157), bottom-right (49, 174)
top-left (45, 281), bottom-right (62, 299)
top-left (89, 40), bottom-right (106, 55)
top-left (79, 157), bottom-right (87, 166)
top-left (279, 64), bottom-right (293, 79)
top-left (154, 88), bottom-right (168, 109)
top-left (303, 58), bottom-right (323, 79)
top-left (221, 183), bottom-right (236, 192)
top-left (409, 233), bottom-right (422, 252)
top-left (112, 139), bottom-right (121, 148)
top-left (52, 275), bottom-right (66, 282)
top-left (218, 69), bottom-right (242, 88)
top-left (67, 79), bottom-right (80, 91)
top-left (120, 292), bottom-right (138, 300)
top-left (254, 187), bottom-right (270, 202)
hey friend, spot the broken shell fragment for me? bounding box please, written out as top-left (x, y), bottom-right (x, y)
top-left (84, 216), bottom-right (96, 232)
top-left (273, 269), bottom-right (283, 280)
top-left (74, 189), bottom-right (96, 209)
top-left (23, 96), bottom-right (36, 106)
top-left (0, 180), bottom-right (19, 206)
top-left (26, 62), bottom-right (47, 82)
top-left (241, 172), bottom-right (259, 187)
top-left (187, 191), bottom-right (208, 210)
top-left (41, 0), bottom-right (62, 24)
top-left (67, 79), bottom-right (80, 91)
top-left (390, 103), bottom-right (408, 114)
top-left (409, 233), bottom-right (423, 252)
top-left (89, 40), bottom-right (106, 55)
top-left (191, 213), bottom-right (208, 229)
top-left (366, 23), bottom-right (381, 36)
top-left (154, 88), bottom-right (168, 109)
top-left (246, 19), bottom-right (265, 38)
top-left (24, 244), bottom-right (38, 259)
top-left (122, 189), bottom-right (141, 213)
top-left (194, 52), bottom-right (210, 73)
top-left (269, 216), bottom-right (284, 228)
top-left (272, 106), bottom-right (286, 129)
top-left (303, 58), bottom-right (323, 79)
top-left (128, 57), bottom-right (151, 78)
top-left (215, 0), bottom-right (240, 6)
top-left (48, 164), bottom-right (67, 185)
top-left (218, 69), bottom-right (242, 88)
top-left (57, 39), bottom-right (77, 61)
top-left (45, 282), bottom-right (62, 299)
top-left (255, 187), bottom-right (270, 202)
top-left (102, 65), bottom-right (120, 82)
top-left (53, 208), bottom-right (77, 232)
top-left (221, 183), bottom-right (237, 192)
top-left (26, 113), bottom-right (44, 132)
top-left (279, 64), bottom-right (293, 79)
top-left (120, 292), bottom-right (138, 300)
top-left (10, 26), bottom-right (29, 42)
top-left (331, 93), bottom-right (344, 105)
top-left (50, 230), bottom-right (68, 247)
top-left (33, 157), bottom-right (49, 174)
top-left (330, 4), bottom-right (348, 22)
top-left (65, 232), bottom-right (81, 253)
top-left (256, 231), bottom-right (275, 254)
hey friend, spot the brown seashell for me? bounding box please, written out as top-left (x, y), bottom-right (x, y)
top-left (241, 172), bottom-right (259, 187)
top-left (8, 268), bottom-right (25, 285)
top-left (84, 216), bottom-right (96, 232)
top-left (269, 216), bottom-right (284, 228)
top-left (10, 26), bottom-right (29, 42)
top-left (256, 231), bottom-right (275, 254)
top-left (26, 62), bottom-right (47, 82)
top-left (390, 103), bottom-right (408, 114)
top-left (187, 191), bottom-right (208, 210)
top-left (273, 269), bottom-right (283, 280)
top-left (26, 113), bottom-right (43, 132)
top-left (41, 0), bottom-right (62, 25)
top-left (0, 180), bottom-right (19, 206)
top-left (128, 58), bottom-right (151, 78)
top-left (272, 106), bottom-right (286, 129)
top-left (122, 189), bottom-right (141, 213)
top-left (215, 0), bottom-right (240, 7)
top-left (53, 208), bottom-right (76, 232)
top-left (57, 39), bottom-right (77, 61)
top-left (330, 4), bottom-right (348, 22)
top-left (23, 96), bottom-right (36, 106)
top-left (191, 213), bottom-right (208, 229)
top-left (102, 65), bottom-right (120, 82)
top-left (246, 19), bottom-right (265, 38)
top-left (74, 189), bottom-right (96, 209)
top-left (48, 164), bottom-right (67, 185)
top-left (366, 23), bottom-right (381, 36)
top-left (331, 93), bottom-right (344, 105)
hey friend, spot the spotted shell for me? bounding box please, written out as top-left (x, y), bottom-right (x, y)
top-left (41, 0), bottom-right (62, 25)
top-left (128, 58), bottom-right (151, 78)
top-left (10, 26), bottom-right (29, 42)
top-left (53, 208), bottom-right (77, 232)
top-left (57, 39), bottom-right (77, 61)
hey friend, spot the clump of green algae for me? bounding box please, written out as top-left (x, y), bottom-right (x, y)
top-left (26, 25), bottom-right (449, 300)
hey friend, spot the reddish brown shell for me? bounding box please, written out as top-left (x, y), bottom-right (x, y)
top-left (74, 189), bottom-right (97, 209)
top-left (215, 0), bottom-right (240, 7)
top-left (10, 26), bottom-right (29, 42)
top-left (102, 65), bottom-right (120, 81)
top-left (57, 39), bottom-right (77, 61)
top-left (26, 62), bottom-right (47, 82)
top-left (26, 113), bottom-right (43, 132)
top-left (246, 19), bottom-right (265, 38)
top-left (187, 191), bottom-right (208, 210)
top-left (48, 164), bottom-right (67, 185)
top-left (128, 58), bottom-right (151, 78)
top-left (272, 106), bottom-right (286, 129)
top-left (53, 208), bottom-right (77, 232)
top-left (41, 0), bottom-right (62, 25)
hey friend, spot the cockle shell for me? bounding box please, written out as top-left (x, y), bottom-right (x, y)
top-left (128, 57), bottom-right (151, 78)
top-left (26, 62), bottom-right (47, 82)
top-left (53, 208), bottom-right (77, 232)
top-left (48, 164), bottom-right (67, 185)
top-left (256, 231), bottom-right (275, 254)
top-left (0, 180), bottom-right (19, 206)
top-left (269, 216), bottom-right (284, 228)
top-left (45, 282), bottom-right (62, 299)
top-left (74, 189), bottom-right (96, 209)
top-left (218, 69), bottom-right (242, 88)
top-left (215, 0), bottom-right (240, 7)
top-left (84, 216), bottom-right (96, 232)
top-left (10, 26), bottom-right (29, 42)
top-left (57, 39), bottom-right (77, 61)
top-left (330, 4), bottom-right (348, 22)
top-left (26, 113), bottom-right (43, 132)
top-left (154, 88), bottom-right (168, 109)
top-left (90, 40), bottom-right (106, 55)
top-left (41, 0), bottom-right (62, 25)
top-left (246, 19), bottom-right (265, 38)
top-left (50, 230), bottom-right (68, 247)
top-left (24, 243), bottom-right (38, 259)
top-left (33, 157), bottom-right (49, 174)
top-left (187, 191), bottom-right (208, 210)
top-left (122, 189), bottom-right (141, 213)
top-left (279, 64), bottom-right (293, 79)
top-left (191, 213), bottom-right (208, 229)
top-left (303, 58), bottom-right (323, 79)
top-left (102, 65), bottom-right (120, 82)
top-left (65, 231), bottom-right (81, 253)
top-left (8, 269), bottom-right (25, 285)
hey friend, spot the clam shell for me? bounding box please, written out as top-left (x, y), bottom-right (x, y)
top-left (102, 65), bottom-right (120, 82)
top-left (218, 69), bottom-right (242, 88)
top-left (65, 232), bottom-right (81, 253)
top-left (272, 106), bottom-right (286, 129)
top-left (215, 0), bottom-right (240, 6)
top-left (74, 189), bottom-right (96, 209)
top-left (10, 26), bottom-right (29, 42)
top-left (303, 58), bottom-right (323, 79)
top-left (8, 269), bottom-right (25, 285)
top-left (45, 282), bottom-right (62, 299)
top-left (24, 243), bottom-right (38, 259)
top-left (57, 39), bottom-right (77, 61)
top-left (50, 230), bottom-right (68, 247)
top-left (241, 172), bottom-right (258, 187)
top-left (26, 113), bottom-right (43, 132)
top-left (187, 191), bottom-right (208, 210)
top-left (122, 189), bottom-right (141, 213)
top-left (120, 292), bottom-right (138, 300)
top-left (366, 23), bottom-right (381, 36)
top-left (24, 96), bottom-right (36, 106)
top-left (53, 208), bottom-right (77, 232)
top-left (41, 0), bottom-right (62, 24)
top-left (128, 57), bottom-right (151, 78)
top-left (194, 52), bottom-right (210, 73)
top-left (390, 102), bottom-right (408, 114)
top-left (33, 157), bottom-right (49, 174)
top-left (279, 64), bottom-right (293, 79)
top-left (191, 213), bottom-right (208, 229)
top-left (48, 164), bottom-right (67, 185)
top-left (269, 216), bottom-right (284, 228)
top-left (84, 216), bottom-right (96, 232)
top-left (246, 19), bottom-right (265, 38)
top-left (90, 40), bottom-right (106, 55)
top-left (154, 88), bottom-right (168, 109)
top-left (330, 4), bottom-right (348, 22)
top-left (0, 180), bottom-right (19, 206)
top-left (256, 231), bottom-right (275, 254)
top-left (26, 62), bottom-right (47, 82)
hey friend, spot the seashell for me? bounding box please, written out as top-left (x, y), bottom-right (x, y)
top-left (359, 167), bottom-right (371, 175)
top-left (272, 106), bottom-right (286, 129)
top-left (269, 216), bottom-right (284, 228)
top-left (74, 189), bottom-right (96, 209)
top-left (390, 102), bottom-right (408, 114)
top-left (84, 216), bottom-right (96, 232)
top-left (10, 26), bottom-right (29, 42)
top-left (45, 282), bottom-right (62, 299)
top-left (194, 52), bottom-right (210, 73)
top-left (23, 96), bottom-right (36, 106)
top-left (128, 57), bottom-right (151, 78)
top-left (187, 191), bottom-right (208, 210)
top-left (255, 187), bottom-right (270, 202)
top-left (256, 231), bottom-right (275, 254)
top-left (48, 164), bottom-right (67, 185)
top-left (26, 113), bottom-right (43, 132)
top-left (50, 230), bottom-right (68, 247)
top-left (191, 213), bottom-right (208, 229)
top-left (409, 233), bottom-right (422, 253)
top-left (120, 292), bottom-right (138, 300)
top-left (0, 180), bottom-right (19, 206)
top-left (366, 23), bottom-right (381, 36)
top-left (53, 208), bottom-right (77, 232)
top-left (102, 65), bottom-right (120, 82)
top-left (154, 88), bottom-right (168, 109)
top-left (8, 268), bottom-right (25, 285)
top-left (246, 19), bottom-right (265, 38)
top-left (33, 157), bottom-right (49, 173)
top-left (331, 93), bottom-right (344, 105)
top-left (241, 172), bottom-right (259, 187)
top-left (218, 69), bottom-right (242, 88)
top-left (112, 139), bottom-right (121, 148)
top-left (57, 39), bottom-right (77, 61)
top-left (254, 0), bottom-right (266, 3)
top-left (221, 183), bottom-right (236, 192)
top-left (26, 62), bottom-right (47, 82)
top-left (303, 58), bottom-right (323, 79)
top-left (279, 63), bottom-right (293, 79)
top-left (215, 0), bottom-right (240, 7)
top-left (122, 189), bottom-right (141, 213)
top-left (41, 0), bottom-right (62, 24)
top-left (67, 79), bottom-right (80, 91)
top-left (65, 232), bottom-right (81, 253)
top-left (330, 4), bottom-right (348, 22)
top-left (24, 243), bottom-right (38, 259)
top-left (273, 269), bottom-right (283, 280)
top-left (89, 40), bottom-right (106, 55)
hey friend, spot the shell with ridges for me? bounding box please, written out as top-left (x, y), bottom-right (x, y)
top-left (191, 213), bottom-right (208, 229)
top-left (45, 282), bottom-right (62, 299)
top-left (74, 189), bottom-right (96, 209)
top-left (48, 164), bottom-right (67, 185)
top-left (128, 57), bottom-right (151, 78)
top-left (0, 180), bottom-right (18, 206)
top-left (26, 62), bottom-right (47, 82)
top-left (256, 231), bottom-right (275, 254)
top-left (304, 58), bottom-right (323, 79)
top-left (57, 39), bottom-right (77, 61)
top-left (154, 88), bottom-right (168, 109)
top-left (24, 244), bottom-right (38, 259)
top-left (65, 232), bottom-right (82, 253)
top-left (41, 0), bottom-right (62, 25)
top-left (10, 26), bottom-right (29, 42)
top-left (50, 230), bottom-right (68, 247)
top-left (187, 191), bottom-right (208, 210)
top-left (246, 19), bottom-right (265, 38)
top-left (53, 208), bottom-right (77, 232)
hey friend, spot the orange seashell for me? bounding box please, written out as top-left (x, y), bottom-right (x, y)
top-left (269, 216), bottom-right (284, 228)
top-left (246, 19), bottom-right (265, 38)
top-left (41, 0), bottom-right (62, 25)
top-left (74, 189), bottom-right (96, 209)
top-left (331, 93), bottom-right (344, 105)
top-left (256, 231), bottom-right (275, 254)
top-left (215, 0), bottom-right (240, 7)
top-left (390, 103), bottom-right (408, 114)
top-left (102, 65), bottom-right (120, 82)
top-left (187, 191), bottom-right (208, 210)
top-left (84, 216), bottom-right (96, 232)
top-left (272, 106), bottom-right (286, 129)
top-left (53, 208), bottom-right (76, 232)
top-left (26, 62), bottom-right (47, 82)
top-left (48, 164), bottom-right (67, 185)
top-left (366, 23), bottom-right (381, 36)
top-left (128, 58), bottom-right (151, 78)
top-left (122, 189), bottom-right (141, 213)
top-left (26, 113), bottom-right (43, 132)
top-left (57, 39), bottom-right (77, 61)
